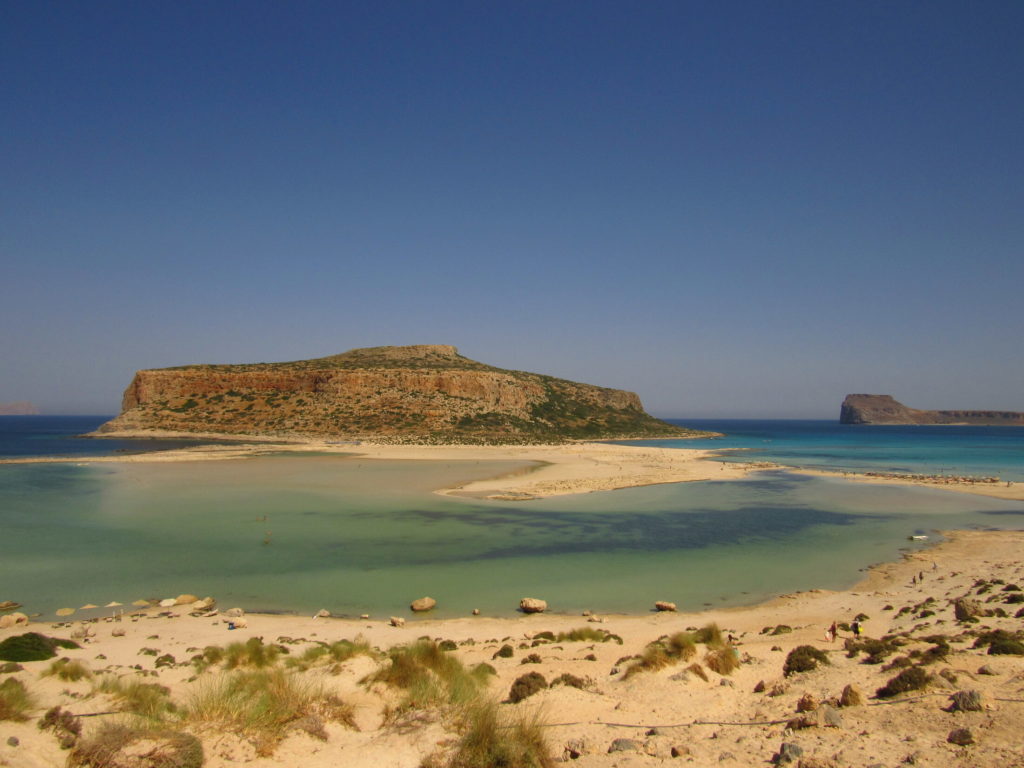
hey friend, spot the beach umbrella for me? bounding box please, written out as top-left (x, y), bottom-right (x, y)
top-left (132, 599), bottom-right (150, 607)
top-left (80, 603), bottom-right (98, 610)
top-left (105, 601), bottom-right (123, 608)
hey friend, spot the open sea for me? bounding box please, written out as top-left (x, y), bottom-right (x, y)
top-left (2, 415), bottom-right (1023, 619)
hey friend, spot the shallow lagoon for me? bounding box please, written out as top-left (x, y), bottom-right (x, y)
top-left (3, 454), bottom-right (1023, 618)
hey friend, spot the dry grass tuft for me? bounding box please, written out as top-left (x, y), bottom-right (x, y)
top-left (365, 640), bottom-right (489, 717)
top-left (430, 699), bottom-right (553, 768)
top-left (287, 637), bottom-right (376, 672)
top-left (68, 722), bottom-right (202, 768)
top-left (187, 668), bottom-right (354, 755)
top-left (623, 632), bottom-right (698, 679)
top-left (0, 677), bottom-right (35, 721)
top-left (43, 657), bottom-right (92, 682)
top-left (96, 675), bottom-right (178, 720)
top-left (705, 647), bottom-right (740, 676)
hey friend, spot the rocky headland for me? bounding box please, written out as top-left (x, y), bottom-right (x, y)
top-left (840, 394), bottom-right (1024, 426)
top-left (96, 345), bottom-right (705, 443)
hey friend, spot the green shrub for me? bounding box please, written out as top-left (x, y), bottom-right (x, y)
top-left (96, 676), bottom-right (178, 719)
top-left (223, 637), bottom-right (286, 669)
top-left (493, 644), bottom-right (514, 659)
top-left (507, 672), bottom-right (548, 704)
top-left (783, 646), bottom-right (830, 676)
top-left (365, 640), bottom-right (488, 713)
top-left (0, 633), bottom-right (79, 662)
top-left (551, 673), bottom-right (586, 689)
top-left (876, 666), bottom-right (932, 698)
top-left (554, 627), bottom-right (621, 644)
top-left (0, 677), bottom-right (34, 721)
top-left (989, 637), bottom-right (1024, 655)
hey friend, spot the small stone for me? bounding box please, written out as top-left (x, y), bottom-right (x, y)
top-left (359, 614), bottom-right (370, 619)
top-left (389, 616), bottom-right (405, 627)
top-left (718, 752), bottom-right (735, 761)
top-left (224, 607), bottom-right (245, 618)
top-left (159, 598), bottom-right (177, 608)
top-left (563, 738), bottom-right (587, 760)
top-left (671, 744), bottom-right (691, 757)
top-left (774, 742), bottom-right (804, 764)
top-left (655, 601), bottom-right (677, 612)
top-left (472, 608), bottom-right (480, 615)
top-left (754, 679), bottom-right (766, 692)
top-left (720, 678), bottom-right (735, 687)
top-left (111, 627), bottom-right (126, 637)
top-left (6, 736), bottom-right (18, 747)
top-left (608, 738), bottom-right (643, 753)
top-left (947, 727), bottom-right (974, 746)
top-left (819, 704), bottom-right (843, 728)
top-left (977, 664), bottom-right (997, 675)
top-left (315, 609), bottom-right (330, 618)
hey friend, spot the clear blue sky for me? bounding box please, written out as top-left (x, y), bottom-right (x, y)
top-left (2, 1), bottom-right (1022, 417)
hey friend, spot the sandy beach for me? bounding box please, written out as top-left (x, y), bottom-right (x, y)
top-left (2, 529), bottom-right (1023, 767)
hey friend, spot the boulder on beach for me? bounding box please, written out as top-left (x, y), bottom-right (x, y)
top-left (190, 597), bottom-right (216, 612)
top-left (174, 594), bottom-right (199, 606)
top-left (953, 598), bottom-right (990, 621)
top-left (0, 613), bottom-right (28, 629)
top-left (410, 596), bottom-right (437, 612)
top-left (654, 601), bottom-right (677, 612)
top-left (225, 607), bottom-right (245, 618)
top-left (315, 609), bottom-right (331, 618)
top-left (132, 600), bottom-right (151, 607)
top-left (159, 598), bottom-right (177, 608)
top-left (0, 601), bottom-right (22, 612)
top-left (520, 598), bottom-right (547, 614)
top-left (390, 616), bottom-right (406, 627)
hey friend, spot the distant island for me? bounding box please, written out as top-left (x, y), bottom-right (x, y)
top-left (840, 394), bottom-right (1024, 426)
top-left (96, 344), bottom-right (709, 443)
top-left (0, 401), bottom-right (39, 415)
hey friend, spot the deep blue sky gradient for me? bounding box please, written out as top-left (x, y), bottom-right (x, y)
top-left (2, 2), bottom-right (1022, 416)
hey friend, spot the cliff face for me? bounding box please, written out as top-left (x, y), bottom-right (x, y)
top-left (98, 345), bottom-right (699, 442)
top-left (840, 394), bottom-right (1024, 426)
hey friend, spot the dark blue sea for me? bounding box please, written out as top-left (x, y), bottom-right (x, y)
top-left (0, 415), bottom-right (238, 458)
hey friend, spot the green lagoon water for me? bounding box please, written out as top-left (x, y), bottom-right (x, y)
top-left (3, 453), bottom-right (1024, 618)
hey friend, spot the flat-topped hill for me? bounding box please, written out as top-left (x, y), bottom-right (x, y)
top-left (840, 394), bottom-right (1024, 426)
top-left (97, 345), bottom-right (705, 443)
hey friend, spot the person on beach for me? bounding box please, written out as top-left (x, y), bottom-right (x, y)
top-left (826, 621), bottom-right (838, 642)
top-left (851, 620), bottom-right (861, 637)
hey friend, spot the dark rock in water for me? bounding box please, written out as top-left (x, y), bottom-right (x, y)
top-left (608, 738), bottom-right (643, 753)
top-left (947, 727), bottom-right (975, 746)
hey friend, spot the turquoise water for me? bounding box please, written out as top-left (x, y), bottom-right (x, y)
top-left (2, 453), bottom-right (1022, 618)
top-left (626, 419), bottom-right (1024, 481)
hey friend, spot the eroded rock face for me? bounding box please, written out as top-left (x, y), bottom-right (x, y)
top-left (95, 345), bottom-right (701, 443)
top-left (840, 394), bottom-right (1024, 426)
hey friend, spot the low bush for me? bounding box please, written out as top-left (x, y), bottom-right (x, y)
top-left (38, 706), bottom-right (82, 749)
top-left (493, 644), bottom-right (514, 659)
top-left (554, 628), bottom-right (622, 644)
top-left (0, 677), bottom-right (34, 721)
top-left (693, 623), bottom-right (724, 648)
top-left (520, 654), bottom-right (542, 665)
top-left (876, 666), bottom-right (932, 698)
top-left (68, 723), bottom-right (202, 768)
top-left (222, 637), bottom-right (287, 669)
top-left (0, 632), bottom-right (79, 662)
top-left (705, 647), bottom-right (739, 676)
top-left (507, 672), bottom-right (547, 704)
top-left (551, 673), bottom-right (586, 689)
top-left (783, 645), bottom-right (830, 676)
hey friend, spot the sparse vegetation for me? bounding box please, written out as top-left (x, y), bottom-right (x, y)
top-left (286, 638), bottom-right (375, 672)
top-left (705, 647), bottom-right (740, 675)
top-left (436, 698), bottom-right (553, 768)
top-left (0, 677), bottom-right (34, 721)
top-left (554, 627), bottom-right (623, 644)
